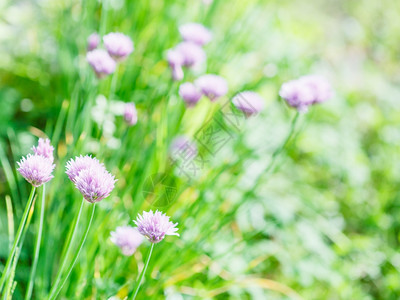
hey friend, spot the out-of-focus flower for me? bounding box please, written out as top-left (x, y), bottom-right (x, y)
top-left (279, 75), bottom-right (332, 112)
top-left (32, 138), bottom-right (54, 163)
top-left (167, 49), bottom-right (184, 81)
top-left (179, 82), bottom-right (202, 107)
top-left (17, 154), bottom-right (55, 187)
top-left (300, 75), bottom-right (333, 104)
top-left (103, 32), bottom-right (134, 61)
top-left (170, 135), bottom-right (198, 159)
top-left (87, 49), bottom-right (116, 78)
top-left (232, 91), bottom-right (265, 116)
top-left (110, 226), bottom-right (144, 256)
top-left (87, 33), bottom-right (100, 51)
top-left (134, 210), bottom-right (179, 243)
top-left (124, 102), bottom-right (138, 126)
top-left (179, 23), bottom-right (212, 46)
top-left (175, 42), bottom-right (206, 68)
top-left (195, 74), bottom-right (228, 101)
top-left (67, 156), bottom-right (116, 203)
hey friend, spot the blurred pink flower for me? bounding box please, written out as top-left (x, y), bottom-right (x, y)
top-left (195, 74), bottom-right (228, 101)
top-left (179, 82), bottom-right (202, 107)
top-left (179, 23), bottom-right (212, 46)
top-left (87, 49), bottom-right (116, 78)
top-left (87, 33), bottom-right (100, 51)
top-left (103, 32), bottom-right (134, 61)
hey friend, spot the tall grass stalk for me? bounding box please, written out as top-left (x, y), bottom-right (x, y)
top-left (0, 187), bottom-right (36, 293)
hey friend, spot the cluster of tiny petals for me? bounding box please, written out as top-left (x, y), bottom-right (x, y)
top-left (66, 155), bottom-right (115, 203)
top-left (110, 226), bottom-right (144, 256)
top-left (86, 49), bottom-right (116, 78)
top-left (195, 74), bottom-right (228, 101)
top-left (124, 102), bottom-right (138, 126)
top-left (279, 75), bottom-right (332, 112)
top-left (87, 33), bottom-right (100, 51)
top-left (179, 82), bottom-right (202, 107)
top-left (232, 91), bottom-right (265, 116)
top-left (17, 154), bottom-right (55, 187)
top-left (134, 210), bottom-right (179, 244)
top-left (103, 32), bottom-right (134, 60)
top-left (66, 155), bottom-right (105, 182)
top-left (32, 138), bottom-right (55, 163)
top-left (74, 164), bottom-right (116, 203)
top-left (179, 23), bottom-right (212, 46)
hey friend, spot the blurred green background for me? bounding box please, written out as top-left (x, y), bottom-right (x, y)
top-left (1, 0), bottom-right (400, 299)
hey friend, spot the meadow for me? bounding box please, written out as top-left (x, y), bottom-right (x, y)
top-left (0, 0), bottom-right (400, 299)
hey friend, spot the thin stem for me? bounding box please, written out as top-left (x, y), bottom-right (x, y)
top-left (25, 184), bottom-right (46, 300)
top-left (264, 111), bottom-right (300, 175)
top-left (49, 203), bottom-right (96, 300)
top-left (48, 198), bottom-right (85, 299)
top-left (131, 243), bottom-right (155, 300)
top-left (0, 186), bottom-right (36, 293)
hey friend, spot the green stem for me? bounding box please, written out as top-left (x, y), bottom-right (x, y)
top-left (48, 198), bottom-right (85, 299)
top-left (264, 111), bottom-right (300, 175)
top-left (131, 243), bottom-right (155, 300)
top-left (49, 203), bottom-right (96, 300)
top-left (25, 184), bottom-right (46, 300)
top-left (0, 186), bottom-right (36, 293)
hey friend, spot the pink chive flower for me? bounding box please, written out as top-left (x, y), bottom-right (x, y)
top-left (175, 42), bottom-right (206, 68)
top-left (170, 135), bottom-right (198, 159)
top-left (300, 75), bottom-right (333, 104)
top-left (87, 49), bottom-right (116, 78)
top-left (66, 155), bottom-right (106, 182)
top-left (67, 156), bottom-right (116, 203)
top-left (134, 210), bottom-right (179, 243)
top-left (32, 138), bottom-right (54, 163)
top-left (87, 33), bottom-right (100, 51)
top-left (279, 75), bottom-right (332, 112)
top-left (179, 23), bottom-right (212, 46)
top-left (167, 49), bottom-right (184, 81)
top-left (124, 102), bottom-right (138, 126)
top-left (179, 82), bottom-right (202, 107)
top-left (103, 32), bottom-right (134, 61)
top-left (17, 154), bottom-right (55, 187)
top-left (232, 91), bottom-right (265, 116)
top-left (110, 226), bottom-right (144, 256)
top-left (195, 74), bottom-right (228, 101)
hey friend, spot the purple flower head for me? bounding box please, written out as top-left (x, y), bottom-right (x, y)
top-left (110, 226), bottom-right (144, 256)
top-left (167, 49), bottom-right (185, 81)
top-left (175, 42), bottom-right (206, 68)
top-left (170, 135), bottom-right (198, 159)
top-left (103, 32), bottom-right (134, 61)
top-left (32, 138), bottom-right (54, 163)
top-left (87, 33), bottom-right (100, 51)
top-left (195, 74), bottom-right (228, 101)
top-left (134, 210), bottom-right (179, 243)
top-left (179, 23), bottom-right (212, 46)
top-left (124, 102), bottom-right (138, 126)
top-left (72, 162), bottom-right (116, 203)
top-left (179, 82), bottom-right (202, 107)
top-left (232, 91), bottom-right (265, 116)
top-left (17, 154), bottom-right (55, 187)
top-left (87, 49), bottom-right (116, 78)
top-left (279, 75), bottom-right (332, 112)
top-left (167, 49), bottom-right (184, 68)
top-left (300, 75), bottom-right (333, 104)
top-left (66, 155), bottom-right (106, 182)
